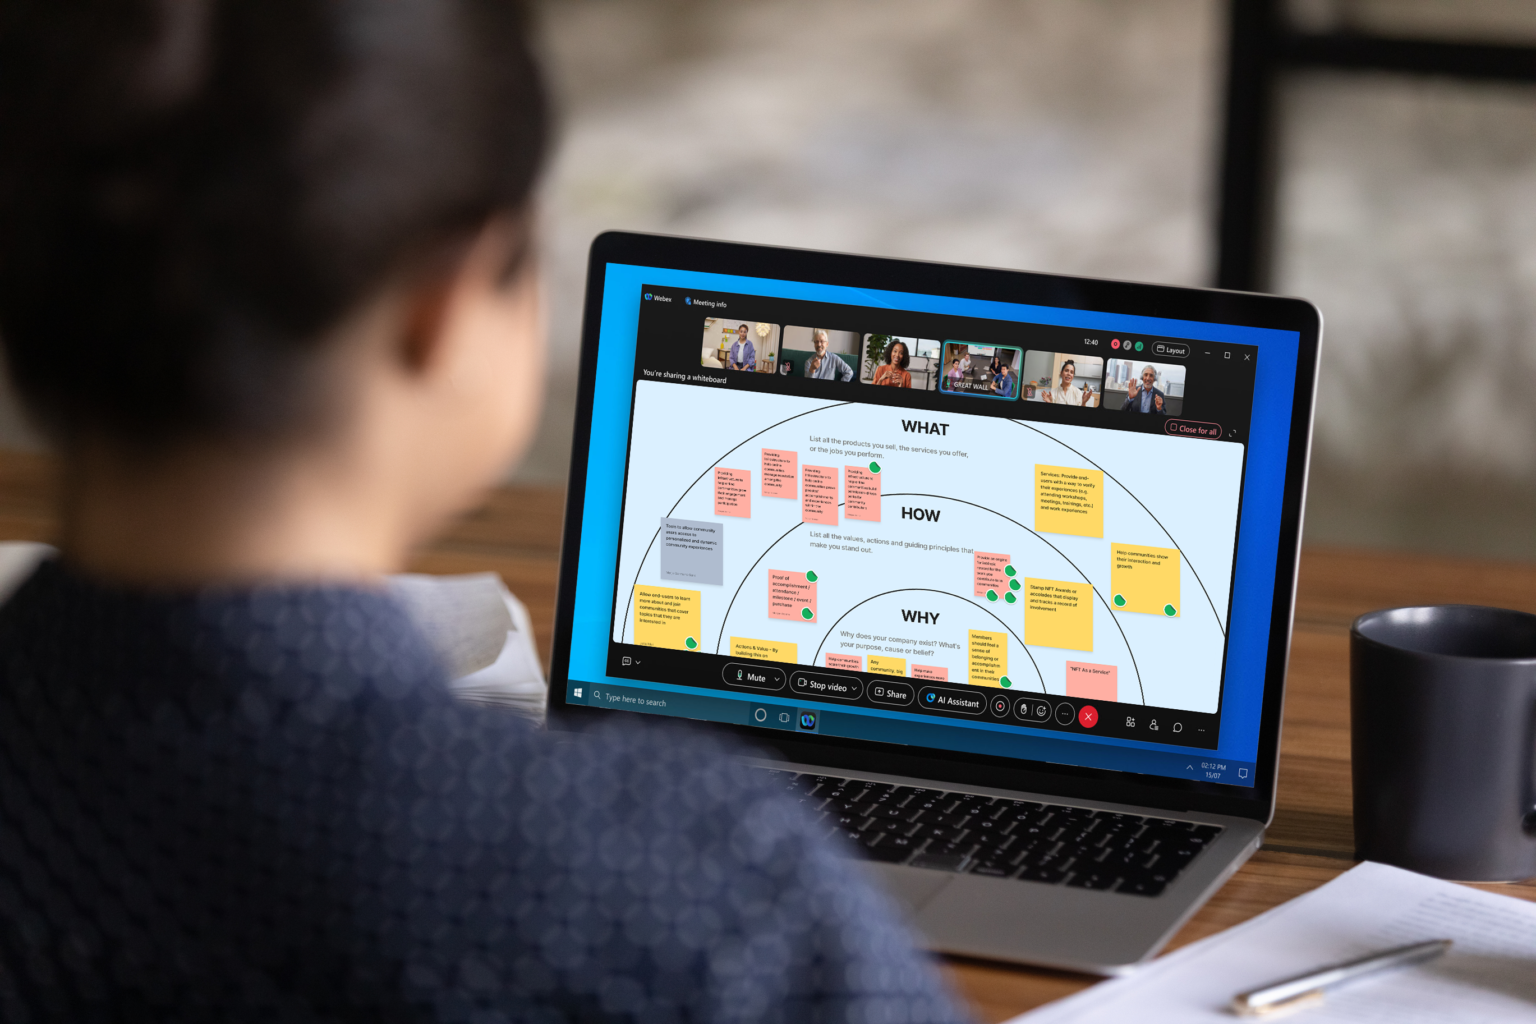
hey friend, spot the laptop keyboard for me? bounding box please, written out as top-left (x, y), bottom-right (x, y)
top-left (763, 770), bottom-right (1221, 897)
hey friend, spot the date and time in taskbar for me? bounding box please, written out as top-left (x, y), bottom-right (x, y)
top-left (565, 663), bottom-right (1257, 787)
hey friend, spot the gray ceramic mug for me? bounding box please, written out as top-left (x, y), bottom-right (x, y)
top-left (1350, 604), bottom-right (1536, 881)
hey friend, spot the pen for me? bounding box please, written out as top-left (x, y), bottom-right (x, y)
top-left (1230, 938), bottom-right (1452, 1017)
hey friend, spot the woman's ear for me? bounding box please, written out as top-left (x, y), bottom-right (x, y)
top-left (394, 214), bottom-right (530, 375)
top-left (399, 277), bottom-right (457, 373)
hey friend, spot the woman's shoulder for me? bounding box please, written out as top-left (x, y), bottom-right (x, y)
top-left (0, 560), bottom-right (452, 721)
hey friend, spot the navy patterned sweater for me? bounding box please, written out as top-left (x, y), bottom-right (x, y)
top-left (0, 561), bottom-right (969, 1022)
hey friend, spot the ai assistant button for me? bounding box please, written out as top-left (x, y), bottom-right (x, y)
top-left (919, 686), bottom-right (986, 716)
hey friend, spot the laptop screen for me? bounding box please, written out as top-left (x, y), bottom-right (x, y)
top-left (559, 260), bottom-right (1304, 791)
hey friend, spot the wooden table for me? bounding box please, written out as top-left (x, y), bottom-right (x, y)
top-left (0, 451), bottom-right (1531, 1021)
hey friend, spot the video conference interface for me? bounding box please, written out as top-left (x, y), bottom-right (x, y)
top-left (600, 284), bottom-right (1260, 771)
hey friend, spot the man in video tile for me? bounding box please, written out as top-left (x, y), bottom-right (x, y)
top-left (990, 357), bottom-right (1017, 397)
top-left (806, 328), bottom-right (854, 381)
top-left (1123, 364), bottom-right (1169, 414)
top-left (728, 323), bottom-right (756, 371)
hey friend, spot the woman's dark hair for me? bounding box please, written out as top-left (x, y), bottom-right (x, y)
top-left (885, 341), bottom-right (909, 369)
top-left (0, 0), bottom-right (548, 445)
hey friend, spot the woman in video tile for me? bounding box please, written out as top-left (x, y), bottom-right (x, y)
top-left (871, 339), bottom-right (912, 387)
top-left (727, 322), bottom-right (757, 371)
top-left (945, 353), bottom-right (965, 386)
top-left (1041, 358), bottom-right (1098, 407)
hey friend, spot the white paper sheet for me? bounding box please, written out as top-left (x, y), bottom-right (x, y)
top-left (1013, 861), bottom-right (1536, 1023)
top-left (386, 571), bottom-right (546, 722)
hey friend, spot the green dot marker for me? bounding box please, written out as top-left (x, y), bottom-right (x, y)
top-left (1113, 594), bottom-right (1126, 607)
top-left (684, 636), bottom-right (698, 650)
top-left (986, 589), bottom-right (998, 602)
top-left (1004, 564), bottom-right (1017, 577)
top-left (1009, 578), bottom-right (1021, 591)
top-left (868, 461), bottom-right (881, 473)
top-left (805, 570), bottom-right (817, 582)
top-left (1164, 604), bottom-right (1177, 617)
top-left (1000, 676), bottom-right (1013, 688)
top-left (1004, 591), bottom-right (1017, 604)
top-left (801, 607), bottom-right (814, 620)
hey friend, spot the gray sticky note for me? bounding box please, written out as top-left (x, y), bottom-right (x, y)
top-left (661, 517), bottom-right (723, 586)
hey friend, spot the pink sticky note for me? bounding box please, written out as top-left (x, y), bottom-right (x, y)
top-left (911, 664), bottom-right (949, 681)
top-left (768, 570), bottom-right (817, 623)
top-left (844, 466), bottom-right (881, 521)
top-left (826, 653), bottom-right (862, 671)
top-left (714, 467), bottom-right (751, 518)
top-left (801, 466), bottom-right (838, 524)
top-left (761, 449), bottom-right (798, 498)
top-left (1065, 662), bottom-right (1118, 701)
top-left (974, 551), bottom-right (1012, 596)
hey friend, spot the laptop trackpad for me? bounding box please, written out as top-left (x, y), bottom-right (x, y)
top-left (862, 863), bottom-right (954, 914)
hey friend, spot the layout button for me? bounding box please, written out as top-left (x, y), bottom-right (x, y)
top-left (919, 686), bottom-right (986, 716)
top-left (868, 679), bottom-right (914, 706)
top-left (1152, 341), bottom-right (1190, 359)
top-left (723, 662), bottom-right (786, 692)
top-left (789, 670), bottom-right (863, 701)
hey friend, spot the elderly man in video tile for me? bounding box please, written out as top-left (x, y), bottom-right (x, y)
top-left (1123, 364), bottom-right (1168, 414)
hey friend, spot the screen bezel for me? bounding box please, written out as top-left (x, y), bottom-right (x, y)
top-left (547, 231), bottom-right (1320, 825)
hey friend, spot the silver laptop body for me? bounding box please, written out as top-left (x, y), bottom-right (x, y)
top-left (549, 232), bottom-right (1321, 973)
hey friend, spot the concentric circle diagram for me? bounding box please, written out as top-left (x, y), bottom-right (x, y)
top-left (613, 381), bottom-right (1242, 714)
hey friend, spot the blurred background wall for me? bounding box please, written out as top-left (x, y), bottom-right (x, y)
top-left (4, 0), bottom-right (1533, 560)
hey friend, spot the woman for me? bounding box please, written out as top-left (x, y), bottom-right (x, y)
top-left (727, 322), bottom-right (756, 371)
top-left (0, 5), bottom-right (966, 1020)
top-left (871, 340), bottom-right (913, 387)
top-left (1042, 358), bottom-right (1098, 406)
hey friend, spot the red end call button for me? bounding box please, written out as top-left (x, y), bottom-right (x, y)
top-left (1164, 419), bottom-right (1222, 440)
top-left (1078, 705), bottom-right (1099, 728)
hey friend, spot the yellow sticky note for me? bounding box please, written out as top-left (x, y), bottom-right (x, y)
top-left (633, 585), bottom-right (701, 651)
top-left (729, 637), bottom-right (799, 663)
top-left (868, 655), bottom-right (906, 677)
top-left (1110, 543), bottom-right (1181, 617)
top-left (1034, 465), bottom-right (1104, 538)
top-left (1023, 578), bottom-right (1093, 651)
top-left (967, 629), bottom-right (1008, 687)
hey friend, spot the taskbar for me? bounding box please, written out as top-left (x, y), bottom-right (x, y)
top-left (606, 644), bottom-right (1220, 750)
top-left (569, 679), bottom-right (1256, 788)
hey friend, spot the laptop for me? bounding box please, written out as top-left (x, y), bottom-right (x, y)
top-left (547, 232), bottom-right (1321, 974)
